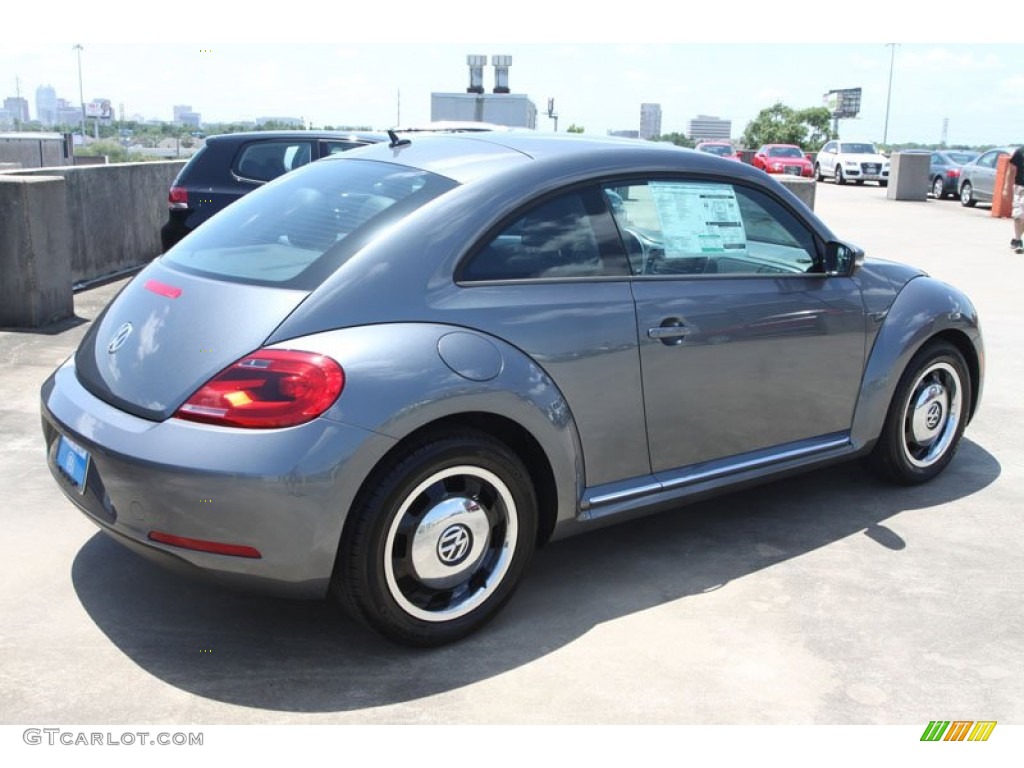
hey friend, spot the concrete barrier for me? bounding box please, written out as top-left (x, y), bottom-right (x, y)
top-left (776, 176), bottom-right (816, 211)
top-left (3, 160), bottom-right (185, 286)
top-left (887, 152), bottom-right (929, 201)
top-left (0, 175), bottom-right (74, 327)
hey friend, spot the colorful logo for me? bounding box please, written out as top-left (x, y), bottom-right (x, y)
top-left (921, 721), bottom-right (997, 742)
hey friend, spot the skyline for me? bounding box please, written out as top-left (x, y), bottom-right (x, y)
top-left (3, 4), bottom-right (1021, 147)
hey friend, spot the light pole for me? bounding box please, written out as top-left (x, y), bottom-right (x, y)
top-left (883, 43), bottom-right (897, 147)
top-left (73, 44), bottom-right (86, 141)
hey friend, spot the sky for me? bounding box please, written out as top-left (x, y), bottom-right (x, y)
top-left (3, 2), bottom-right (1021, 147)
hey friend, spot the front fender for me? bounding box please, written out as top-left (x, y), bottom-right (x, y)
top-left (271, 322), bottom-right (584, 531)
top-left (850, 276), bottom-right (983, 449)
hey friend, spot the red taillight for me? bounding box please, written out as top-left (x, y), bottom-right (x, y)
top-left (168, 185), bottom-right (189, 209)
top-left (948, 169), bottom-right (960, 178)
top-left (174, 349), bottom-right (344, 429)
top-left (149, 531), bottom-right (261, 558)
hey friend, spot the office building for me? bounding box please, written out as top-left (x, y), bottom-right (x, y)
top-left (687, 114), bottom-right (732, 140)
top-left (36, 85), bottom-right (57, 125)
top-left (640, 103), bottom-right (662, 140)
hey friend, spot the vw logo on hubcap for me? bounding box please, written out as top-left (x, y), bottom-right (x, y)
top-left (437, 524), bottom-right (473, 566)
top-left (107, 322), bottom-right (133, 354)
top-left (925, 402), bottom-right (943, 430)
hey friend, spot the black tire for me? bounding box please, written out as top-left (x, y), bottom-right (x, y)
top-left (931, 176), bottom-right (945, 199)
top-left (960, 181), bottom-right (976, 207)
top-left (815, 163), bottom-right (824, 182)
top-left (878, 180), bottom-right (888, 188)
top-left (866, 340), bottom-right (971, 485)
top-left (332, 429), bottom-right (537, 646)
top-left (835, 166), bottom-right (847, 185)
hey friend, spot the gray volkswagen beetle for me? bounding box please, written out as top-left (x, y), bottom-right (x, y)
top-left (41, 132), bottom-right (984, 646)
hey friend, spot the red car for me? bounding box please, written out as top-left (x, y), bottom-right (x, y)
top-left (695, 141), bottom-right (742, 162)
top-left (753, 144), bottom-right (814, 177)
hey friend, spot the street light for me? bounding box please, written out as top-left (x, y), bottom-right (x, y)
top-left (73, 44), bottom-right (86, 141)
top-left (883, 43), bottom-right (898, 147)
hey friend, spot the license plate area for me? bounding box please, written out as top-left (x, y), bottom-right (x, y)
top-left (56, 435), bottom-right (91, 494)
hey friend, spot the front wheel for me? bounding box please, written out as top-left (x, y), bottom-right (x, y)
top-left (866, 341), bottom-right (970, 485)
top-left (333, 429), bottom-right (537, 646)
top-left (835, 166), bottom-right (847, 185)
top-left (960, 181), bottom-right (976, 207)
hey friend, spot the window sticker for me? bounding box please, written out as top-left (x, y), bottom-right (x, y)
top-left (650, 182), bottom-right (746, 258)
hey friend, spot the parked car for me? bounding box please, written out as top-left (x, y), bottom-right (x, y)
top-left (923, 150), bottom-right (979, 199)
top-left (958, 147), bottom-right (1014, 207)
top-left (159, 130), bottom-right (388, 252)
top-left (815, 140), bottom-right (890, 186)
top-left (43, 133), bottom-right (983, 647)
top-left (695, 141), bottom-right (742, 161)
top-left (752, 144), bottom-right (814, 177)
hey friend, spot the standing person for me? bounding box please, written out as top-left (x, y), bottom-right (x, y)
top-left (1008, 145), bottom-right (1024, 254)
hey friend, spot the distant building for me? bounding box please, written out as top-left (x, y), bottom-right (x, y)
top-left (430, 93), bottom-right (537, 129)
top-left (640, 103), bottom-right (662, 140)
top-left (173, 104), bottom-right (202, 127)
top-left (687, 114), bottom-right (731, 140)
top-left (3, 97), bottom-right (30, 123)
top-left (255, 116), bottom-right (304, 128)
top-left (430, 54), bottom-right (537, 130)
top-left (608, 129), bottom-right (640, 139)
top-left (36, 85), bottom-right (57, 125)
top-left (55, 99), bottom-right (83, 127)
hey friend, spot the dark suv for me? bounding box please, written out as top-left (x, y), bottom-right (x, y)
top-left (160, 130), bottom-right (387, 251)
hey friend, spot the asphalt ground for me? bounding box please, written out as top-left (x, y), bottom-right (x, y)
top-left (1, 180), bottom-right (1022, 729)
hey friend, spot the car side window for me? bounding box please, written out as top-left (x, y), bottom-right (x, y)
top-left (322, 140), bottom-right (369, 156)
top-left (234, 141), bottom-right (314, 182)
top-left (978, 151), bottom-right (996, 169)
top-left (461, 190), bottom-right (627, 281)
top-left (603, 179), bottom-right (820, 276)
top-left (823, 142), bottom-right (836, 153)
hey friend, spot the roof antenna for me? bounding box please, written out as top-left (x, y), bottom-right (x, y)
top-left (388, 129), bottom-right (411, 149)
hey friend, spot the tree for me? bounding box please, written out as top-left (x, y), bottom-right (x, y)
top-left (652, 132), bottom-right (696, 148)
top-left (566, 124), bottom-right (584, 134)
top-left (741, 103), bottom-right (833, 151)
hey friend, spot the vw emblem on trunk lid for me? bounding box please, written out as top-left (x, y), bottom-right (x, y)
top-left (107, 323), bottom-right (133, 354)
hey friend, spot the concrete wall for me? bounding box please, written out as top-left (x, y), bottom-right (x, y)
top-left (776, 176), bottom-right (816, 211)
top-left (0, 136), bottom-right (69, 168)
top-left (0, 176), bottom-right (74, 327)
top-left (5, 160), bottom-right (185, 285)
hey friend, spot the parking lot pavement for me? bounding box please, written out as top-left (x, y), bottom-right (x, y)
top-left (2, 181), bottom-right (1022, 725)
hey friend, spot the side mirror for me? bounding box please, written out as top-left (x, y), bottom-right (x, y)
top-left (825, 240), bottom-right (865, 276)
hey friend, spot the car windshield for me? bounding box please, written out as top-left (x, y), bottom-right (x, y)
top-left (840, 143), bottom-right (877, 154)
top-left (700, 144), bottom-right (733, 156)
top-left (162, 159), bottom-right (457, 290)
top-left (946, 152), bottom-right (978, 164)
top-left (768, 147), bottom-right (804, 158)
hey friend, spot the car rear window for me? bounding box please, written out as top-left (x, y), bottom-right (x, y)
top-left (162, 158), bottom-right (457, 290)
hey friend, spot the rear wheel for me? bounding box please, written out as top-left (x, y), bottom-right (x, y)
top-left (960, 181), bottom-right (976, 207)
top-left (866, 341), bottom-right (970, 485)
top-left (931, 176), bottom-right (945, 198)
top-left (815, 163), bottom-right (824, 181)
top-left (333, 429), bottom-right (537, 646)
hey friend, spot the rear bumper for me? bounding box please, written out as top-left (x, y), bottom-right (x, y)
top-left (40, 358), bottom-right (395, 598)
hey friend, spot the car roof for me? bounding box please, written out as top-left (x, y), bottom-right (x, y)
top-left (205, 130), bottom-right (389, 145)
top-left (321, 131), bottom-right (766, 185)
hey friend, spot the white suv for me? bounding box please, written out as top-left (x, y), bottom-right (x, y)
top-left (815, 141), bottom-right (890, 186)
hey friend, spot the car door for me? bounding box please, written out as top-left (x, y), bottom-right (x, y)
top-left (606, 177), bottom-right (867, 475)
top-left (818, 141), bottom-right (838, 176)
top-left (971, 150), bottom-right (1003, 202)
top-left (454, 187), bottom-right (650, 487)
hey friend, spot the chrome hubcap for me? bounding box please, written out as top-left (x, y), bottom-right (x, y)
top-left (901, 362), bottom-right (962, 468)
top-left (384, 466), bottom-right (518, 622)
